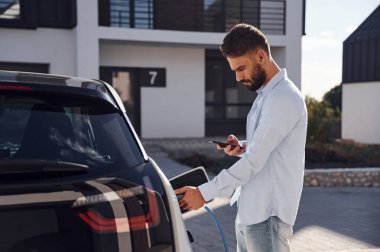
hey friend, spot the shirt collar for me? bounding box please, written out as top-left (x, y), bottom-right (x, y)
top-left (257, 68), bottom-right (287, 96)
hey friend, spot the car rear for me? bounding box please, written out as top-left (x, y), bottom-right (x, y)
top-left (0, 71), bottom-right (191, 252)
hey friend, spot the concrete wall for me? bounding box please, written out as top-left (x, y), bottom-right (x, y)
top-left (271, 47), bottom-right (286, 69)
top-left (342, 82), bottom-right (380, 144)
top-left (75, 0), bottom-right (99, 79)
top-left (284, 0), bottom-right (303, 90)
top-left (100, 43), bottom-right (205, 138)
top-left (0, 28), bottom-right (76, 75)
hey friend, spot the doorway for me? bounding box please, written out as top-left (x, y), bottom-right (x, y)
top-left (100, 67), bottom-right (141, 136)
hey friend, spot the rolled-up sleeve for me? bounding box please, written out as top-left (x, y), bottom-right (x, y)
top-left (198, 94), bottom-right (300, 201)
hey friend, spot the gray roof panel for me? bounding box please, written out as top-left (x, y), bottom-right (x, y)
top-left (344, 4), bottom-right (380, 43)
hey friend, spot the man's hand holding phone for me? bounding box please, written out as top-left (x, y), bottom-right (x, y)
top-left (209, 135), bottom-right (246, 157)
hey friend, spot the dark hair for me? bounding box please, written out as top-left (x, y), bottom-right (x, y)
top-left (220, 23), bottom-right (270, 57)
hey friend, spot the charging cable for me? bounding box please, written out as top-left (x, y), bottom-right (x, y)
top-left (204, 205), bottom-right (230, 252)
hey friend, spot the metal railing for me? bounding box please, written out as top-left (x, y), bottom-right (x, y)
top-left (110, 0), bottom-right (154, 28)
top-left (101, 0), bottom-right (286, 34)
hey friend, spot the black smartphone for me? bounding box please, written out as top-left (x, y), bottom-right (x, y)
top-left (208, 139), bottom-right (238, 148)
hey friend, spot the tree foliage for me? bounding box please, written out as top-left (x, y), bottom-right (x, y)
top-left (306, 96), bottom-right (341, 143)
top-left (322, 84), bottom-right (342, 113)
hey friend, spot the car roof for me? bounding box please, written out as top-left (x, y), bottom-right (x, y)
top-left (0, 70), bottom-right (122, 108)
top-left (0, 70), bottom-right (105, 90)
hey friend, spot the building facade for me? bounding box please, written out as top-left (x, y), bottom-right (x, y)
top-left (0, 0), bottom-right (305, 138)
top-left (342, 4), bottom-right (380, 144)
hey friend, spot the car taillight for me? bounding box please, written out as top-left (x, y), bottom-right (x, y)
top-left (0, 85), bottom-right (33, 91)
top-left (78, 210), bottom-right (128, 232)
top-left (78, 188), bottom-right (161, 233)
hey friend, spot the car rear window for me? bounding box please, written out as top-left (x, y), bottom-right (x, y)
top-left (0, 91), bottom-right (144, 173)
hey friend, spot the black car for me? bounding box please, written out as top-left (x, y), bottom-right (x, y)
top-left (0, 70), bottom-right (195, 252)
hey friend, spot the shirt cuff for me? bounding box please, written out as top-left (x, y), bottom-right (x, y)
top-left (198, 181), bottom-right (218, 202)
top-left (238, 140), bottom-right (247, 158)
top-left (238, 140), bottom-right (247, 147)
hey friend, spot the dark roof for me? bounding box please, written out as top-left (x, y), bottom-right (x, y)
top-left (342, 4), bottom-right (380, 83)
top-left (344, 4), bottom-right (380, 43)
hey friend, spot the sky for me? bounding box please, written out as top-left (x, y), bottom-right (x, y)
top-left (302, 0), bottom-right (380, 100)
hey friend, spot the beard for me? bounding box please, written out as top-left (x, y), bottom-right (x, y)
top-left (241, 63), bottom-right (267, 92)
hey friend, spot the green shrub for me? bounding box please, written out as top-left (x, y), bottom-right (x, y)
top-left (305, 141), bottom-right (380, 168)
top-left (306, 96), bottom-right (340, 143)
top-left (323, 84), bottom-right (342, 113)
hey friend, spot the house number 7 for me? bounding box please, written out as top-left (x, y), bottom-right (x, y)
top-left (149, 71), bottom-right (158, 85)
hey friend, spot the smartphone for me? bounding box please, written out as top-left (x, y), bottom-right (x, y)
top-left (208, 139), bottom-right (238, 148)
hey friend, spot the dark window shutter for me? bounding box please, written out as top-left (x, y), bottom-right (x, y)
top-left (98, 0), bottom-right (110, 26)
top-left (37, 0), bottom-right (77, 28)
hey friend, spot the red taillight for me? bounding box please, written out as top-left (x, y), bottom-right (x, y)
top-left (78, 210), bottom-right (123, 232)
top-left (0, 85), bottom-right (33, 91)
top-left (78, 189), bottom-right (160, 233)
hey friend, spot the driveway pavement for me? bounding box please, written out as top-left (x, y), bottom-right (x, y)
top-left (145, 144), bottom-right (380, 252)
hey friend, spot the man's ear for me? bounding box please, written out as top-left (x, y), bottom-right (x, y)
top-left (256, 49), bottom-right (267, 64)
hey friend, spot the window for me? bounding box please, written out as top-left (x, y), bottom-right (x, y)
top-left (0, 92), bottom-right (144, 171)
top-left (0, 0), bottom-right (36, 28)
top-left (206, 65), bottom-right (255, 120)
top-left (205, 50), bottom-right (256, 136)
top-left (99, 0), bottom-right (153, 28)
top-left (0, 0), bottom-right (20, 20)
top-left (0, 0), bottom-right (76, 29)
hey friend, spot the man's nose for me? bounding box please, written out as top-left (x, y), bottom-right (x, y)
top-left (235, 72), bottom-right (243, 82)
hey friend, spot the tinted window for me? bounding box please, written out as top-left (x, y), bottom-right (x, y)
top-left (0, 92), bottom-right (144, 172)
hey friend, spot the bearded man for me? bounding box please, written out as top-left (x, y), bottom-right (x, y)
top-left (176, 23), bottom-right (308, 252)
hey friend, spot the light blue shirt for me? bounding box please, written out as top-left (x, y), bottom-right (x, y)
top-left (198, 69), bottom-right (307, 226)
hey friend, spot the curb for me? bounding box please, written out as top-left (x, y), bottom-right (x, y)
top-left (304, 168), bottom-right (380, 187)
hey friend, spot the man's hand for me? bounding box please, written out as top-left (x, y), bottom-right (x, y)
top-left (217, 134), bottom-right (246, 157)
top-left (175, 186), bottom-right (205, 211)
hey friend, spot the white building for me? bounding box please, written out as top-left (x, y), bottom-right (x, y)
top-left (0, 0), bottom-right (305, 138)
top-left (342, 4), bottom-right (380, 144)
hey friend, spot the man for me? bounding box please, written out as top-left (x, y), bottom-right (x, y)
top-left (175, 23), bottom-right (307, 252)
